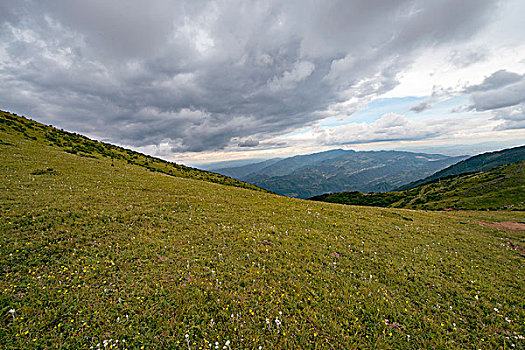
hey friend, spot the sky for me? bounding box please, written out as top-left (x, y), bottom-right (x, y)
top-left (1, 0), bottom-right (524, 167)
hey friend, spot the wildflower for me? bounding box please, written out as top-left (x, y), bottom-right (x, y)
top-left (186, 334), bottom-right (191, 350)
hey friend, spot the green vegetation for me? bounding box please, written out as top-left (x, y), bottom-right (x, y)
top-left (398, 145), bottom-right (525, 190)
top-left (1, 110), bottom-right (524, 349)
top-left (0, 111), bottom-right (272, 194)
top-left (310, 161), bottom-right (525, 211)
top-left (219, 149), bottom-right (466, 198)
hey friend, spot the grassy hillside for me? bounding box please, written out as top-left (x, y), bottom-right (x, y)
top-left (398, 145), bottom-right (525, 190)
top-left (0, 111), bottom-right (271, 194)
top-left (310, 161), bottom-right (525, 211)
top-left (1, 112), bottom-right (524, 349)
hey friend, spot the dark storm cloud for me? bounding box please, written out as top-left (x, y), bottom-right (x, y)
top-left (0, 0), bottom-right (497, 152)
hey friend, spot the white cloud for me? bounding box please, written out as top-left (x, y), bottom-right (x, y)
top-left (315, 113), bottom-right (483, 145)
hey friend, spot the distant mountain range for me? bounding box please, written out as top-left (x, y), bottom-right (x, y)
top-left (309, 160), bottom-right (525, 210)
top-left (213, 149), bottom-right (468, 198)
top-left (397, 145), bottom-right (525, 190)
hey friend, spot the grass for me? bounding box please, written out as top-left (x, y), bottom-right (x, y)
top-left (310, 161), bottom-right (525, 211)
top-left (0, 111), bottom-right (272, 194)
top-left (1, 112), bottom-right (524, 349)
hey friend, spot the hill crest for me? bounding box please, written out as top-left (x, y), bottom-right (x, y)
top-left (0, 110), bottom-right (272, 194)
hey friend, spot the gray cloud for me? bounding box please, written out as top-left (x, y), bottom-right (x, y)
top-left (466, 70), bottom-right (523, 93)
top-left (0, 0), bottom-right (497, 152)
top-left (464, 70), bottom-right (525, 130)
top-left (410, 102), bottom-right (431, 113)
top-left (492, 104), bottom-right (525, 130)
top-left (238, 138), bottom-right (260, 147)
top-left (466, 70), bottom-right (525, 111)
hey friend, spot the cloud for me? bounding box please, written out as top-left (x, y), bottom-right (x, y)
top-left (410, 102), bottom-right (431, 113)
top-left (466, 71), bottom-right (525, 113)
top-left (466, 70), bottom-right (523, 93)
top-left (238, 138), bottom-right (259, 147)
top-left (316, 113), bottom-right (477, 145)
top-left (448, 48), bottom-right (487, 68)
top-left (267, 61), bottom-right (315, 91)
top-left (462, 70), bottom-right (525, 130)
top-left (0, 0), bottom-right (498, 153)
top-left (469, 79), bottom-right (525, 111)
top-left (492, 103), bottom-right (525, 130)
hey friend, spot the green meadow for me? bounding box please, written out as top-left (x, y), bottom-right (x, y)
top-left (1, 112), bottom-right (524, 349)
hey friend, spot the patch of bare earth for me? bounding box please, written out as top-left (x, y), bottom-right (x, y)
top-left (475, 221), bottom-right (525, 231)
top-left (475, 221), bottom-right (525, 255)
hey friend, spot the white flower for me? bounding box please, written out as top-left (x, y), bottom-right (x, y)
top-left (494, 308), bottom-right (499, 313)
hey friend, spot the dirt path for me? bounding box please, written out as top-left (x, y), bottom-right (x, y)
top-left (475, 221), bottom-right (525, 231)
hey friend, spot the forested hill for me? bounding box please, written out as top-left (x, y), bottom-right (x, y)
top-left (398, 145), bottom-right (525, 190)
top-left (310, 161), bottom-right (525, 210)
top-left (215, 149), bottom-right (467, 198)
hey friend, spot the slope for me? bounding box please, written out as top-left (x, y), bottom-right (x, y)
top-left (238, 150), bottom-right (466, 198)
top-left (0, 110), bottom-right (272, 194)
top-left (398, 145), bottom-right (525, 190)
top-left (310, 161), bottom-right (525, 210)
top-left (1, 111), bottom-right (524, 349)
